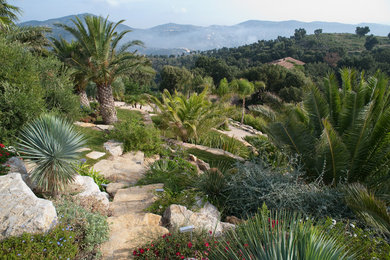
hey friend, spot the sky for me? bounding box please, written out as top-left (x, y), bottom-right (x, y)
top-left (14, 0), bottom-right (390, 28)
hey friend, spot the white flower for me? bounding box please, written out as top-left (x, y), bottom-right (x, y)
top-left (350, 223), bottom-right (355, 228)
top-left (331, 219), bottom-right (337, 225)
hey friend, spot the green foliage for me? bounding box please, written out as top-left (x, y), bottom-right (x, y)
top-left (232, 112), bottom-right (267, 132)
top-left (0, 0), bottom-right (21, 26)
top-left (17, 115), bottom-right (85, 196)
top-left (137, 157), bottom-right (197, 193)
top-left (0, 37), bottom-right (45, 142)
top-left (245, 135), bottom-right (288, 168)
top-left (196, 168), bottom-right (230, 209)
top-left (0, 222), bottom-right (78, 259)
top-left (322, 218), bottom-right (390, 260)
top-left (364, 35), bottom-right (379, 50)
top-left (133, 230), bottom-right (213, 259)
top-left (223, 160), bottom-right (352, 219)
top-left (145, 188), bottom-right (198, 215)
top-left (210, 210), bottom-right (354, 260)
top-left (355, 26), bottom-right (370, 37)
top-left (108, 118), bottom-right (163, 156)
top-left (55, 199), bottom-right (109, 257)
top-left (37, 57), bottom-right (80, 120)
top-left (267, 69), bottom-right (390, 188)
top-left (153, 87), bottom-right (227, 142)
top-left (196, 130), bottom-right (250, 158)
top-left (186, 148), bottom-right (238, 169)
top-left (0, 143), bottom-right (16, 175)
top-left (195, 55), bottom-right (237, 83)
top-left (159, 65), bottom-right (193, 93)
top-left (345, 184), bottom-right (390, 235)
top-left (75, 163), bottom-right (110, 192)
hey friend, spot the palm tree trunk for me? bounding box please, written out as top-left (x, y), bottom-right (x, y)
top-left (241, 97), bottom-right (245, 124)
top-left (79, 90), bottom-right (90, 109)
top-left (97, 83), bottom-right (117, 124)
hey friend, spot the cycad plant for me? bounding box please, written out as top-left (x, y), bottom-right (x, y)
top-left (267, 69), bottom-right (390, 187)
top-left (345, 183), bottom-right (390, 236)
top-left (210, 209), bottom-right (353, 260)
top-left (153, 87), bottom-right (227, 142)
top-left (17, 115), bottom-right (85, 196)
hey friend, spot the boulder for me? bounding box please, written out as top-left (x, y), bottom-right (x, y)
top-left (199, 202), bottom-right (221, 220)
top-left (68, 175), bottom-right (109, 213)
top-left (5, 157), bottom-right (36, 190)
top-left (163, 204), bottom-right (234, 236)
top-left (103, 140), bottom-right (123, 157)
top-left (0, 173), bottom-right (57, 240)
top-left (188, 154), bottom-right (210, 173)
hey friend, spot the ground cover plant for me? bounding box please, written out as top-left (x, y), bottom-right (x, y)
top-left (0, 143), bottom-right (16, 175)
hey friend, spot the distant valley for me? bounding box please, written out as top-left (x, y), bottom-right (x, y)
top-left (20, 13), bottom-right (390, 55)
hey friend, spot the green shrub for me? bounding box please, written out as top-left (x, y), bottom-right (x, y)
top-left (231, 112), bottom-right (267, 132)
top-left (321, 218), bottom-right (390, 260)
top-left (245, 135), bottom-right (288, 169)
top-left (0, 223), bottom-right (78, 259)
top-left (137, 157), bottom-right (197, 193)
top-left (145, 188), bottom-right (198, 215)
top-left (224, 160), bottom-right (353, 219)
top-left (0, 38), bottom-right (45, 142)
top-left (133, 230), bottom-right (214, 259)
top-left (109, 119), bottom-right (162, 156)
top-left (17, 115), bottom-right (86, 196)
top-left (55, 199), bottom-right (109, 257)
top-left (196, 130), bottom-right (250, 158)
top-left (196, 168), bottom-right (230, 209)
top-left (75, 162), bottom-right (110, 192)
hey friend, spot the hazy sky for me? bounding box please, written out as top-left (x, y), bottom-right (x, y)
top-left (14, 0), bottom-right (390, 28)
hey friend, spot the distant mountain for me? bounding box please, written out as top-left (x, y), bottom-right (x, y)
top-left (19, 14), bottom-right (390, 55)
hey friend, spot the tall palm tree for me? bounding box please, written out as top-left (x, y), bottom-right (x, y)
top-left (231, 78), bottom-right (255, 124)
top-left (58, 15), bottom-right (143, 124)
top-left (51, 37), bottom-right (90, 108)
top-left (267, 68), bottom-right (390, 188)
top-left (0, 0), bottom-right (20, 29)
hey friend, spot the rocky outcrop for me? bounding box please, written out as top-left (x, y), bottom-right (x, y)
top-left (103, 140), bottom-right (124, 157)
top-left (188, 154), bottom-right (210, 173)
top-left (5, 157), bottom-right (36, 190)
top-left (68, 175), bottom-right (109, 213)
top-left (0, 173), bottom-right (57, 240)
top-left (163, 204), bottom-right (235, 236)
top-left (93, 151), bottom-right (146, 184)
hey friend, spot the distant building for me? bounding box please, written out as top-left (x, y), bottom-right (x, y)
top-left (269, 57), bottom-right (305, 69)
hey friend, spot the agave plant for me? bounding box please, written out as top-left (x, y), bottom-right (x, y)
top-left (267, 69), bottom-right (390, 187)
top-left (17, 115), bottom-right (86, 196)
top-left (210, 210), bottom-right (354, 260)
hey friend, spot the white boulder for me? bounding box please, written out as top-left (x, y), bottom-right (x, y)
top-left (0, 173), bottom-right (57, 240)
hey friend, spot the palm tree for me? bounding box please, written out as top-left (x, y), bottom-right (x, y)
top-left (0, 0), bottom-right (20, 29)
top-left (51, 37), bottom-right (90, 108)
top-left (17, 115), bottom-right (86, 197)
top-left (231, 78), bottom-right (255, 124)
top-left (58, 15), bottom-right (143, 124)
top-left (153, 87), bottom-right (227, 142)
top-left (267, 68), bottom-right (390, 187)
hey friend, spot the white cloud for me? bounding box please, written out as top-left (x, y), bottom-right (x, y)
top-left (95, 0), bottom-right (144, 7)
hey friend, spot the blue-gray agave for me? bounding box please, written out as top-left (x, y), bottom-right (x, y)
top-left (17, 115), bottom-right (85, 196)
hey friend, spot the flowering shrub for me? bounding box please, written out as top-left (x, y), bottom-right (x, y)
top-left (0, 219), bottom-right (78, 259)
top-left (0, 143), bottom-right (16, 175)
top-left (133, 230), bottom-right (216, 259)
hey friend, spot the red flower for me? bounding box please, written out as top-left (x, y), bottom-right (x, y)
top-left (139, 248), bottom-right (145, 254)
top-left (5, 152), bottom-right (9, 156)
top-left (209, 230), bottom-right (212, 235)
top-left (205, 242), bottom-right (210, 247)
top-left (132, 250), bottom-right (138, 256)
top-left (168, 233), bottom-right (172, 236)
top-left (180, 256), bottom-right (185, 259)
top-left (176, 252), bottom-right (181, 256)
top-left (188, 242), bottom-right (192, 248)
top-left (244, 244), bottom-right (249, 247)
top-left (0, 144), bottom-right (5, 148)
top-left (0, 154), bottom-right (2, 157)
top-left (163, 234), bottom-right (167, 238)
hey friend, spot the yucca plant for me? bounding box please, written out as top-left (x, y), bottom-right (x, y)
top-left (17, 115), bottom-right (86, 196)
top-left (210, 209), bottom-right (354, 260)
top-left (267, 69), bottom-right (390, 187)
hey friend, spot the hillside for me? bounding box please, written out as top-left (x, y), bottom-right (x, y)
top-left (19, 14), bottom-right (390, 55)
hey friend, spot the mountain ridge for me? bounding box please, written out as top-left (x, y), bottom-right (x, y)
top-left (19, 14), bottom-right (390, 55)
